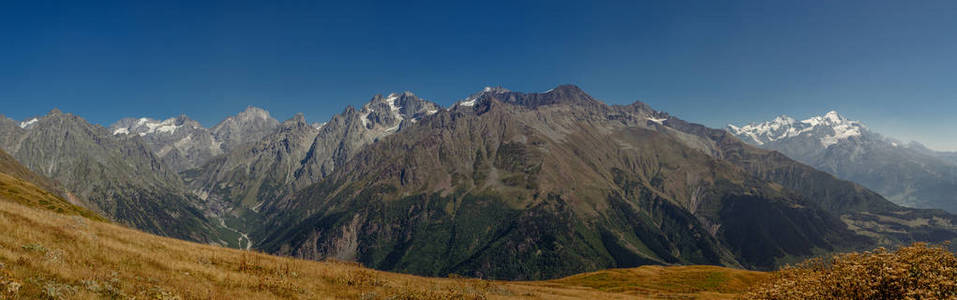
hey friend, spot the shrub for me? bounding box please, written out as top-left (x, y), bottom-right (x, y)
top-left (21, 243), bottom-right (48, 253)
top-left (42, 282), bottom-right (77, 299)
top-left (747, 243), bottom-right (957, 299)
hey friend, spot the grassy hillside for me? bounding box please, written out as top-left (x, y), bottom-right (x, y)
top-left (0, 196), bottom-right (766, 299)
top-left (0, 149), bottom-right (103, 221)
top-left (547, 266), bottom-right (767, 299)
top-left (0, 149), bottom-right (61, 194)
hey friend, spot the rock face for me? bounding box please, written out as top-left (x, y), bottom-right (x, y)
top-left (291, 92), bottom-right (441, 186)
top-left (210, 106), bottom-right (281, 153)
top-left (183, 92), bottom-right (441, 230)
top-left (111, 115), bottom-right (224, 171)
top-left (0, 110), bottom-right (223, 242)
top-left (110, 107), bottom-right (280, 172)
top-left (728, 112), bottom-right (957, 213)
top-left (253, 85), bottom-right (954, 281)
top-left (0, 147), bottom-right (104, 220)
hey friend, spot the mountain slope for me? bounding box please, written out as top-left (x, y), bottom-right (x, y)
top-left (0, 148), bottom-right (103, 220)
top-left (210, 106), bottom-right (281, 153)
top-left (184, 93), bottom-right (440, 234)
top-left (256, 85), bottom-right (871, 280)
top-left (0, 177), bottom-right (765, 299)
top-left (111, 115), bottom-right (224, 172)
top-left (184, 114), bottom-right (320, 221)
top-left (0, 110), bottom-right (223, 242)
top-left (653, 112), bottom-right (957, 246)
top-left (727, 112), bottom-right (957, 213)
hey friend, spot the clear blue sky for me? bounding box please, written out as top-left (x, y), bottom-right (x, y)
top-left (2, 1), bottom-right (956, 150)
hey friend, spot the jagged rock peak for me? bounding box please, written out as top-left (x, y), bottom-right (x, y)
top-left (110, 115), bottom-right (204, 136)
top-left (358, 91), bottom-right (441, 129)
top-left (174, 114), bottom-right (201, 126)
top-left (543, 84), bottom-right (586, 96)
top-left (456, 86), bottom-right (510, 107)
top-left (482, 86), bottom-right (510, 94)
top-left (456, 84), bottom-right (602, 109)
top-left (283, 113), bottom-right (308, 125)
top-left (536, 84), bottom-right (600, 106)
top-left (368, 91), bottom-right (422, 106)
top-left (236, 106), bottom-right (273, 121)
top-left (17, 116), bottom-right (40, 129)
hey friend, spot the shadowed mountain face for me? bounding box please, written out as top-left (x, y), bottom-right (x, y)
top-left (253, 85), bottom-right (915, 280)
top-left (0, 110), bottom-right (224, 242)
top-left (728, 112), bottom-right (957, 214)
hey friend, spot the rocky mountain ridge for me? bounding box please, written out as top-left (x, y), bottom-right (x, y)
top-left (2, 86), bottom-right (955, 281)
top-left (110, 106), bottom-right (280, 171)
top-left (182, 92), bottom-right (441, 237)
top-left (253, 85), bottom-right (956, 280)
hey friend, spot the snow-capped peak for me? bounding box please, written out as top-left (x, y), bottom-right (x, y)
top-left (386, 93), bottom-right (401, 112)
top-left (112, 117), bottom-right (185, 136)
top-left (358, 91), bottom-right (436, 130)
top-left (824, 110), bottom-right (843, 123)
top-left (802, 110), bottom-right (849, 128)
top-left (459, 98), bottom-right (478, 107)
top-left (386, 93), bottom-right (404, 126)
top-left (18, 118), bottom-right (38, 129)
top-left (774, 115), bottom-right (797, 125)
top-left (727, 111), bottom-right (865, 147)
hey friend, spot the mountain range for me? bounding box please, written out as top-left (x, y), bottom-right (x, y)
top-left (1, 86), bottom-right (955, 281)
top-left (0, 110), bottom-right (225, 242)
top-left (110, 106), bottom-right (281, 172)
top-left (728, 111), bottom-right (957, 213)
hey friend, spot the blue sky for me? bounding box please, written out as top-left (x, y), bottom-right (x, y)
top-left (2, 0), bottom-right (956, 150)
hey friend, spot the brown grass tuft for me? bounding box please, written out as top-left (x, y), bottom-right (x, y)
top-left (747, 243), bottom-right (957, 300)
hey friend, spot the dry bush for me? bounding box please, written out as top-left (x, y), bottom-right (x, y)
top-left (747, 243), bottom-right (957, 300)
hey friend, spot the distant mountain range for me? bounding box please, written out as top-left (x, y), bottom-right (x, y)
top-left (110, 106), bottom-right (281, 171)
top-left (0, 109), bottom-right (224, 242)
top-left (728, 111), bottom-right (957, 213)
top-left (1, 87), bottom-right (955, 280)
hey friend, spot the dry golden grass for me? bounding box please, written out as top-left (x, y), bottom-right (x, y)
top-left (541, 265), bottom-right (767, 299)
top-left (747, 243), bottom-right (957, 300)
top-left (0, 195), bottom-right (770, 299)
top-left (0, 171), bottom-right (103, 222)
